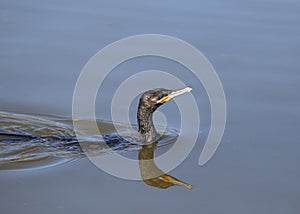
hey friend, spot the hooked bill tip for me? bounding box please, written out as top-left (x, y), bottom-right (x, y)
top-left (186, 86), bottom-right (192, 92)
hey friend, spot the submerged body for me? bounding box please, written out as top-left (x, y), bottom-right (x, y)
top-left (0, 111), bottom-right (178, 168)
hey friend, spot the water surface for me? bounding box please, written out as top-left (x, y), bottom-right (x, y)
top-left (0, 0), bottom-right (300, 213)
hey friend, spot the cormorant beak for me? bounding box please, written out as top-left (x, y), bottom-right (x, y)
top-left (157, 87), bottom-right (193, 104)
top-left (158, 175), bottom-right (193, 189)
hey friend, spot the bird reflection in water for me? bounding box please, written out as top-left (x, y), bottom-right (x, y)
top-left (138, 142), bottom-right (192, 189)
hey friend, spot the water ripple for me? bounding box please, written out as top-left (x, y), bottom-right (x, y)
top-left (0, 112), bottom-right (178, 170)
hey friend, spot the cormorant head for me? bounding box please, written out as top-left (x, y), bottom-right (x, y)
top-left (138, 87), bottom-right (192, 113)
top-left (137, 87), bottom-right (192, 143)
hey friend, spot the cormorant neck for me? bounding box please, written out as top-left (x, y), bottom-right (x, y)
top-left (137, 105), bottom-right (158, 143)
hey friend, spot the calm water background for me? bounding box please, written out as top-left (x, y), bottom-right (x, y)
top-left (1, 0), bottom-right (300, 213)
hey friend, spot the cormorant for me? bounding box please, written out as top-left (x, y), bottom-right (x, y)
top-left (0, 87), bottom-right (193, 189)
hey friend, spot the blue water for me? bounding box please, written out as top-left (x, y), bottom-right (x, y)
top-left (0, 0), bottom-right (300, 213)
